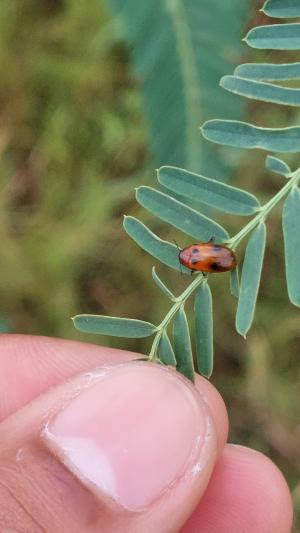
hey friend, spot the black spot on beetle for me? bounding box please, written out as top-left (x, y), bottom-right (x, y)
top-left (210, 262), bottom-right (220, 270)
top-left (191, 258), bottom-right (199, 265)
top-left (192, 248), bottom-right (199, 254)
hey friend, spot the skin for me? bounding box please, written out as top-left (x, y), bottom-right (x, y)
top-left (0, 334), bottom-right (293, 532)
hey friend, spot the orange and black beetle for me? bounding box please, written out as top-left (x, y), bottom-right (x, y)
top-left (179, 241), bottom-right (237, 273)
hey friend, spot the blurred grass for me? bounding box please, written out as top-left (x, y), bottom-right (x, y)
top-left (0, 0), bottom-right (299, 529)
top-left (0, 0), bottom-right (151, 343)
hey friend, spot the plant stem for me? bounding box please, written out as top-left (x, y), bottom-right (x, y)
top-left (149, 167), bottom-right (300, 361)
top-left (149, 274), bottom-right (206, 360)
top-left (228, 168), bottom-right (300, 249)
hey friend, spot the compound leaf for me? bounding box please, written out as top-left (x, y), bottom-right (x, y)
top-left (106, 0), bottom-right (251, 176)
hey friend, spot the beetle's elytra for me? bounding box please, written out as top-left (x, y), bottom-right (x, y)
top-left (179, 242), bottom-right (237, 273)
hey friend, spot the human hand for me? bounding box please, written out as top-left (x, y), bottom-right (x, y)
top-left (0, 335), bottom-right (293, 532)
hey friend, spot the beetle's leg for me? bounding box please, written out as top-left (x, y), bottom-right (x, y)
top-left (178, 259), bottom-right (183, 276)
top-left (207, 236), bottom-right (215, 243)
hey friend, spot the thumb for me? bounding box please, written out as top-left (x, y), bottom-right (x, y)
top-left (0, 361), bottom-right (219, 532)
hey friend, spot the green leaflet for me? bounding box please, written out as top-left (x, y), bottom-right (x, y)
top-left (221, 75), bottom-right (300, 107)
top-left (152, 267), bottom-right (176, 301)
top-left (262, 0), bottom-right (300, 18)
top-left (282, 187), bottom-right (300, 307)
top-left (158, 332), bottom-right (177, 366)
top-left (73, 314), bottom-right (157, 338)
top-left (235, 62), bottom-right (300, 81)
top-left (173, 307), bottom-right (195, 382)
top-left (265, 156), bottom-right (292, 177)
top-left (157, 166), bottom-right (260, 216)
top-left (230, 266), bottom-right (240, 299)
top-left (201, 120), bottom-right (300, 153)
top-left (136, 186), bottom-right (229, 241)
top-left (123, 215), bottom-right (190, 274)
top-left (245, 24), bottom-right (300, 50)
top-left (236, 223), bottom-right (267, 337)
top-left (194, 283), bottom-right (213, 378)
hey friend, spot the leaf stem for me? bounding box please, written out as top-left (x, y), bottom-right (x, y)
top-left (228, 168), bottom-right (300, 249)
top-left (149, 274), bottom-right (206, 360)
top-left (148, 334), bottom-right (161, 360)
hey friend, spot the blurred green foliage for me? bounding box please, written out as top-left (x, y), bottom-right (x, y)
top-left (0, 0), bottom-right (149, 340)
top-left (107, 0), bottom-right (251, 175)
top-left (0, 0), bottom-right (299, 529)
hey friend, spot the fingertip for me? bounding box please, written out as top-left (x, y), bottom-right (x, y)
top-left (43, 362), bottom-right (218, 513)
top-left (182, 444), bottom-right (293, 533)
top-left (229, 445), bottom-right (293, 531)
top-left (0, 360), bottom-right (220, 532)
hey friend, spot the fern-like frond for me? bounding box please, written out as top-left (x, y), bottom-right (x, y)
top-left (105, 0), bottom-right (251, 175)
top-left (74, 0), bottom-right (300, 381)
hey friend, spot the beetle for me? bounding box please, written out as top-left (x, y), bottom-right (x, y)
top-left (179, 240), bottom-right (237, 273)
